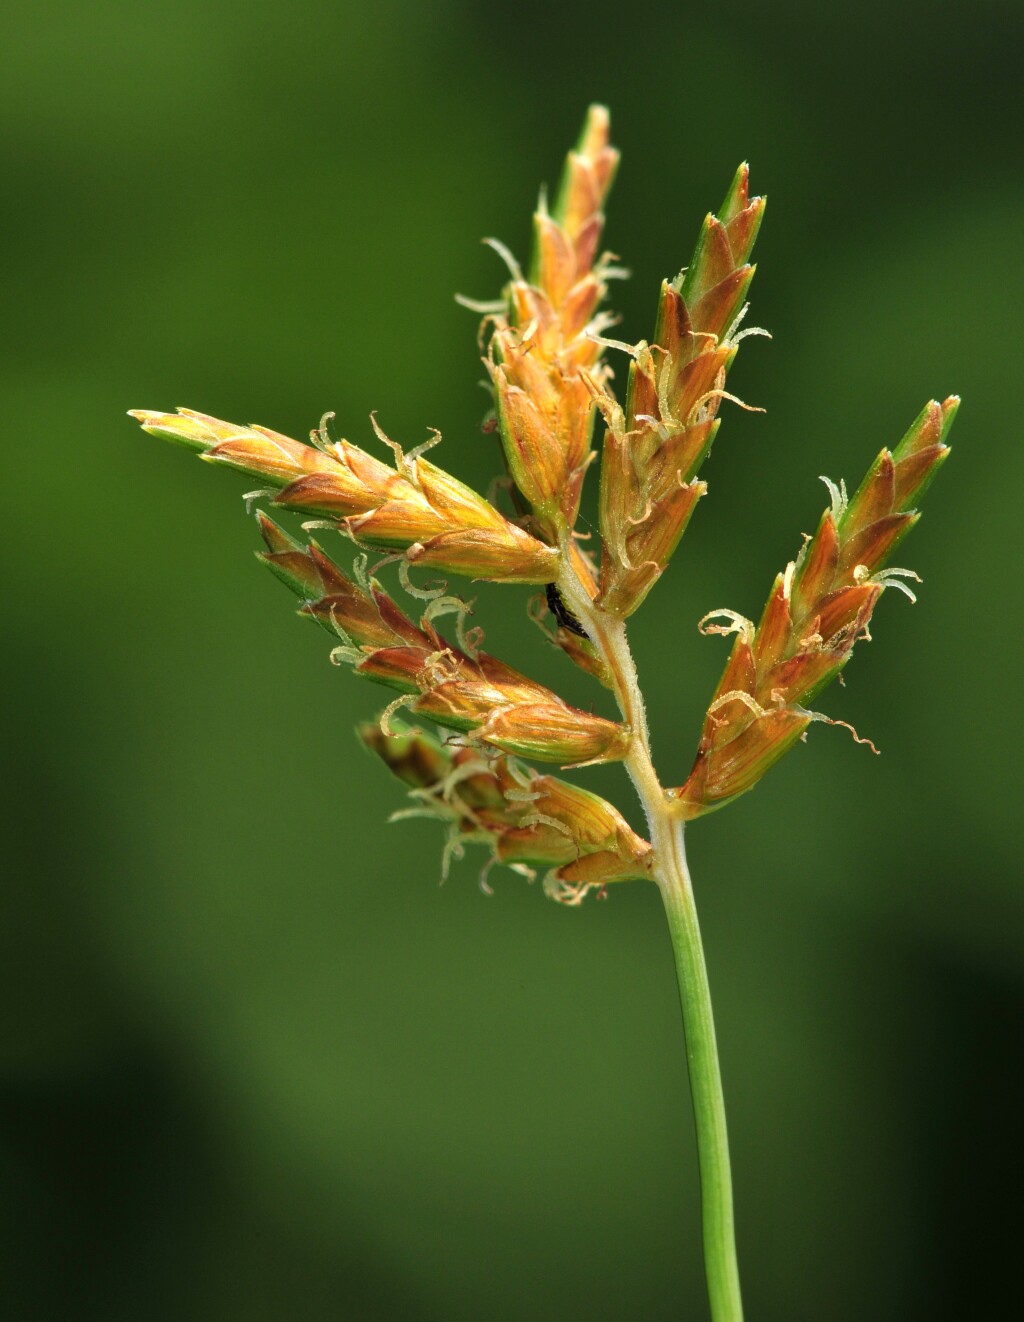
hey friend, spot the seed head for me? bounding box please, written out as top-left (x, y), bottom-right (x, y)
top-left (256, 515), bottom-right (628, 767)
top-left (486, 105), bottom-right (620, 540)
top-left (131, 408), bottom-right (558, 584)
top-left (130, 108), bottom-right (956, 900)
top-left (672, 396), bottom-right (959, 817)
top-left (593, 163), bottom-right (766, 617)
top-left (359, 722), bottom-right (651, 901)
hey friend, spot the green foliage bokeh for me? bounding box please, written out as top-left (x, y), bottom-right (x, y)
top-left (3, 1), bottom-right (1021, 1318)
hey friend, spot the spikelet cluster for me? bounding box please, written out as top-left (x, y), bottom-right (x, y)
top-left (131, 408), bottom-right (558, 583)
top-left (359, 723), bottom-right (651, 902)
top-left (131, 106), bottom-right (956, 900)
top-left (487, 105), bottom-right (619, 543)
top-left (671, 397), bottom-right (958, 816)
top-left (256, 513), bottom-right (627, 767)
top-left (589, 165), bottom-right (765, 616)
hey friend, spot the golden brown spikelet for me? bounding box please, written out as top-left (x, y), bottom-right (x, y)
top-left (255, 515), bottom-right (628, 768)
top-left (671, 397), bottom-right (959, 817)
top-left (359, 722), bottom-right (650, 901)
top-left (131, 409), bottom-right (558, 584)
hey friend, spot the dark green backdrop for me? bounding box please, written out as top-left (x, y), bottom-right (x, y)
top-left (4, 1), bottom-right (1021, 1318)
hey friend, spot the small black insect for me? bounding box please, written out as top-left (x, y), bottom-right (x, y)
top-left (545, 583), bottom-right (589, 639)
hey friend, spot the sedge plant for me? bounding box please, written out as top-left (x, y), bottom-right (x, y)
top-left (131, 106), bottom-right (957, 1321)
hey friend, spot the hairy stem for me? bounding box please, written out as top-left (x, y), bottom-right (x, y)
top-left (557, 557), bottom-right (743, 1322)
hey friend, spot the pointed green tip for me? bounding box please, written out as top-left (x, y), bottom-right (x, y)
top-left (940, 395), bottom-right (961, 441)
top-left (720, 163), bottom-right (750, 221)
top-left (255, 511), bottom-right (302, 555)
top-left (892, 397), bottom-right (961, 464)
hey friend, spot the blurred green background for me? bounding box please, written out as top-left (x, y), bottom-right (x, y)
top-left (3, 1), bottom-right (1021, 1318)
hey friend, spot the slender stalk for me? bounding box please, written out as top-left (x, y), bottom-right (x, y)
top-left (652, 816), bottom-right (743, 1322)
top-left (558, 557), bottom-right (743, 1322)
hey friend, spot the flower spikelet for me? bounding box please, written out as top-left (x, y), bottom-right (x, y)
top-left (487, 105), bottom-right (620, 539)
top-left (593, 164), bottom-right (766, 616)
top-left (360, 722), bottom-right (652, 899)
top-left (256, 514), bottom-right (629, 767)
top-left (130, 408), bottom-right (558, 584)
top-left (129, 108), bottom-right (958, 907)
top-left (671, 397), bottom-right (959, 817)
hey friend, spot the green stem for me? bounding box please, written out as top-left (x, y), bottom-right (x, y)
top-left (557, 557), bottom-right (743, 1322)
top-left (653, 815), bottom-right (743, 1322)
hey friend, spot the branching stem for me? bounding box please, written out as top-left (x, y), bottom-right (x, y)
top-left (557, 556), bottom-right (743, 1322)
